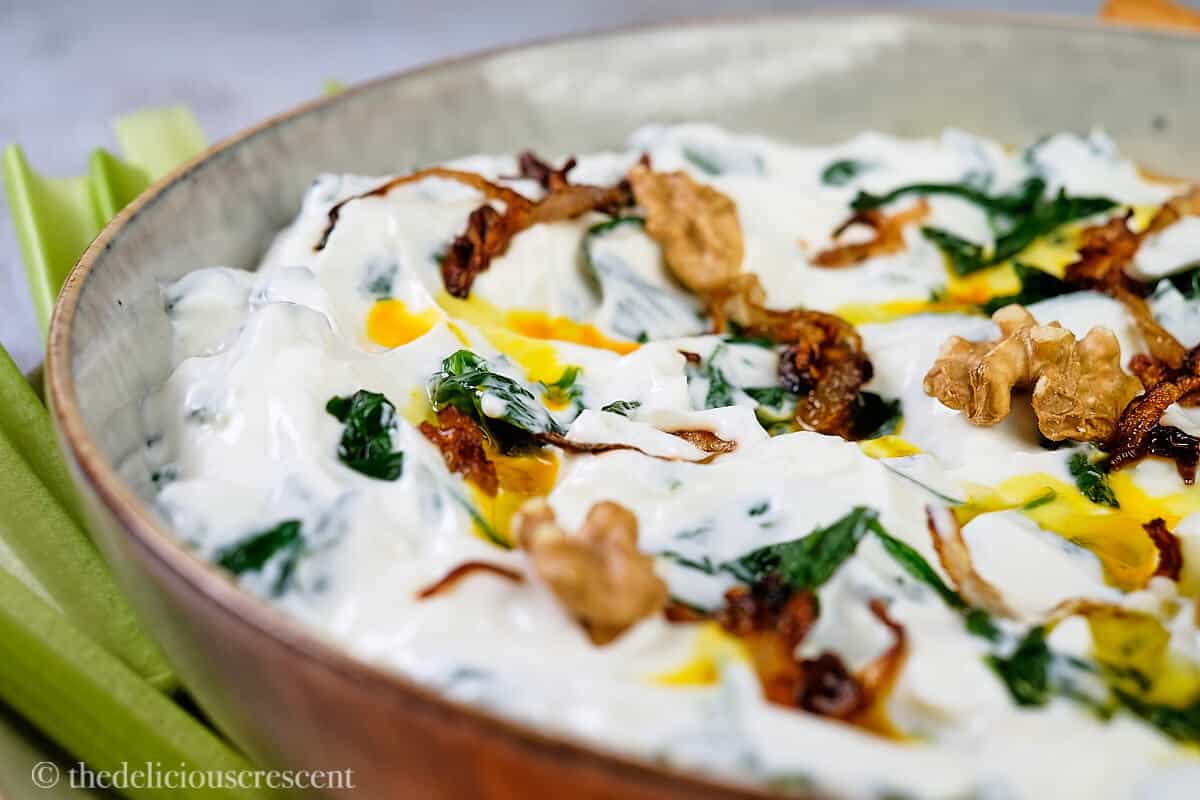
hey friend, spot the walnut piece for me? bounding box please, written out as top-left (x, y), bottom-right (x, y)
top-left (628, 164), bottom-right (744, 292)
top-left (512, 499), bottom-right (667, 645)
top-left (923, 304), bottom-right (1141, 442)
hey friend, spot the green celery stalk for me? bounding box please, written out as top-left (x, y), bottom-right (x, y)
top-left (0, 566), bottom-right (272, 800)
top-left (2, 105), bottom-right (207, 333)
top-left (0, 345), bottom-right (89, 531)
top-left (0, 704), bottom-right (115, 799)
top-left (0, 535), bottom-right (54, 610)
top-left (113, 105), bottom-right (206, 182)
top-left (0, 429), bottom-right (173, 689)
top-left (1, 146), bottom-right (102, 333)
top-left (89, 150), bottom-right (151, 223)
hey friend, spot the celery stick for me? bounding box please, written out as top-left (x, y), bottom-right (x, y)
top-left (0, 567), bottom-right (273, 800)
top-left (113, 106), bottom-right (206, 182)
top-left (88, 150), bottom-right (151, 223)
top-left (0, 345), bottom-right (89, 532)
top-left (0, 705), bottom-right (114, 799)
top-left (0, 535), bottom-right (54, 611)
top-left (1, 145), bottom-right (102, 333)
top-left (3, 106), bottom-right (206, 335)
top-left (0, 431), bottom-right (172, 689)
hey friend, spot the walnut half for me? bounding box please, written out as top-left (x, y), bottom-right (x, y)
top-left (923, 304), bottom-right (1141, 442)
top-left (512, 499), bottom-right (667, 645)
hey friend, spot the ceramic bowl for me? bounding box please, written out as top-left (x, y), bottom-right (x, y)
top-left (44, 12), bottom-right (1200, 799)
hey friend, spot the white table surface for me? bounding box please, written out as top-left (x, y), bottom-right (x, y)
top-left (0, 0), bottom-right (1102, 373)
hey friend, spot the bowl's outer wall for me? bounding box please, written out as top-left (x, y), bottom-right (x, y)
top-left (52, 13), bottom-right (1200, 800)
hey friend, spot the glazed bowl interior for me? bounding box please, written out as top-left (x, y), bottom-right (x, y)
top-left (46, 11), bottom-right (1200, 798)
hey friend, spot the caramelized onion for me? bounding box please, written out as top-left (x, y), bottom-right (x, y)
top-left (420, 406), bottom-right (499, 496)
top-left (1145, 518), bottom-right (1184, 582)
top-left (415, 561), bottom-right (523, 599)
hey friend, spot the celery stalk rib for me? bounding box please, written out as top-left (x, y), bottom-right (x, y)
top-left (2, 105), bottom-right (207, 334)
top-left (0, 430), bottom-right (172, 688)
top-left (0, 345), bottom-right (89, 532)
top-left (113, 106), bottom-right (206, 182)
top-left (0, 567), bottom-right (271, 800)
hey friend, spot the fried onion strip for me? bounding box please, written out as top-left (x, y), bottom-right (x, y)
top-left (1145, 518), bottom-right (1184, 582)
top-left (535, 428), bottom-right (737, 462)
top-left (926, 505), bottom-right (1015, 618)
top-left (415, 561), bottom-right (524, 599)
top-left (315, 165), bottom-right (632, 297)
top-left (813, 199), bottom-right (931, 268)
top-left (420, 406), bottom-right (499, 496)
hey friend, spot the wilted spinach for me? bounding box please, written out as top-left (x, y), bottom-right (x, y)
top-left (1068, 452), bottom-right (1119, 508)
top-left (428, 350), bottom-right (563, 452)
top-left (600, 400), bottom-right (641, 417)
top-left (820, 159), bottom-right (871, 187)
top-left (325, 390), bottom-right (405, 480)
top-left (724, 506), bottom-right (878, 589)
top-left (987, 626), bottom-right (1053, 706)
top-left (215, 519), bottom-right (304, 597)
top-left (853, 175), bottom-right (1115, 275)
top-left (851, 392), bottom-right (903, 440)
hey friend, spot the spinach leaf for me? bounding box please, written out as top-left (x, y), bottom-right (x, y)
top-left (696, 346), bottom-right (736, 409)
top-left (723, 333), bottom-right (776, 349)
top-left (682, 146), bottom-right (764, 177)
top-left (581, 216), bottom-right (708, 342)
top-left (921, 227), bottom-right (986, 276)
top-left (987, 626), bottom-right (1053, 706)
top-left (990, 191), bottom-right (1116, 264)
top-left (428, 350), bottom-right (563, 452)
top-left (965, 608), bottom-right (1003, 641)
top-left (325, 390), bottom-right (405, 480)
top-left (923, 190), bottom-right (1117, 276)
top-left (981, 262), bottom-right (1075, 315)
top-left (821, 159), bottom-right (871, 187)
top-left (215, 520), bottom-right (304, 597)
top-left (657, 550), bottom-right (724, 576)
top-left (853, 176), bottom-right (1046, 216)
top-left (984, 626), bottom-right (1200, 736)
top-left (744, 386), bottom-right (788, 407)
top-left (867, 517), bottom-right (1001, 639)
top-left (851, 392), bottom-right (903, 440)
top-left (600, 400), bottom-right (641, 417)
top-left (1022, 489), bottom-right (1057, 511)
top-left (1168, 262), bottom-right (1200, 299)
top-left (1113, 690), bottom-right (1200, 744)
top-left (861, 175), bottom-right (1115, 276)
top-left (1068, 452), bottom-right (1119, 508)
top-left (541, 365), bottom-right (583, 411)
top-left (725, 506), bottom-right (878, 589)
top-left (744, 386), bottom-right (799, 435)
top-left (868, 520), bottom-right (966, 611)
top-left (583, 215), bottom-right (645, 245)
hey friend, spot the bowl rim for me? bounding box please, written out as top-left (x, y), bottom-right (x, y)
top-left (43, 8), bottom-right (1197, 797)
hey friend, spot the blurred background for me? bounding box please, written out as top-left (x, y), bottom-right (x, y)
top-left (0, 0), bottom-right (1151, 371)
